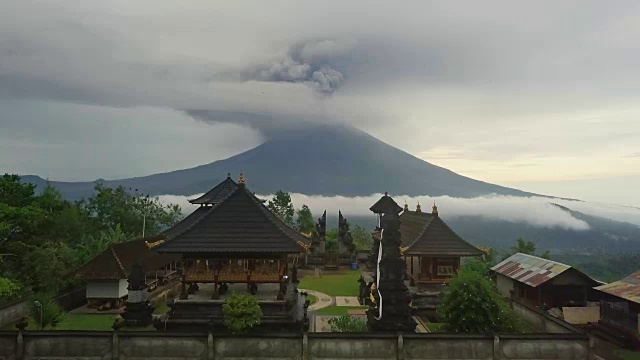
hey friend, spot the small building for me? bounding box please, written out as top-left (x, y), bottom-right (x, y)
top-left (594, 270), bottom-right (640, 339)
top-left (71, 237), bottom-right (179, 308)
top-left (492, 253), bottom-right (600, 309)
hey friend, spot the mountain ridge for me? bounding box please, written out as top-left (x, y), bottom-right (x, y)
top-left (21, 124), bottom-right (538, 201)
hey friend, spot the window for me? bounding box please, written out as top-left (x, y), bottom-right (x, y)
top-left (437, 265), bottom-right (455, 276)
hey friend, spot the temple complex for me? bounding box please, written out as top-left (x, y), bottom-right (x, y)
top-left (152, 173), bottom-right (311, 332)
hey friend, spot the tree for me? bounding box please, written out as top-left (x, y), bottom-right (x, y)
top-left (351, 225), bottom-right (373, 250)
top-left (76, 224), bottom-right (133, 265)
top-left (439, 267), bottom-right (519, 334)
top-left (328, 315), bottom-right (368, 332)
top-left (267, 190), bottom-right (295, 228)
top-left (30, 293), bottom-right (67, 329)
top-left (84, 184), bottom-right (182, 237)
top-left (295, 204), bottom-right (314, 234)
top-left (222, 292), bottom-right (262, 334)
top-left (325, 228), bottom-right (338, 251)
top-left (504, 238), bottom-right (550, 260)
top-left (0, 277), bottom-right (20, 301)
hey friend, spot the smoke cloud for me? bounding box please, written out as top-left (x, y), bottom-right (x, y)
top-left (238, 39), bottom-right (353, 94)
top-left (152, 192), bottom-right (640, 231)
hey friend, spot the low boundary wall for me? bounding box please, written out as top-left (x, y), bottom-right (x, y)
top-left (0, 331), bottom-right (591, 360)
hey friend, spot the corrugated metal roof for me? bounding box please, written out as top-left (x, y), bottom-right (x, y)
top-left (594, 270), bottom-right (640, 304)
top-left (491, 253), bottom-right (571, 288)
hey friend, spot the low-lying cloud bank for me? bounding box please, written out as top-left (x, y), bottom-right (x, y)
top-left (157, 193), bottom-right (640, 231)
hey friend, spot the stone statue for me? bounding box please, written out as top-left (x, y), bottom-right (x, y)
top-left (366, 201), bottom-right (416, 333)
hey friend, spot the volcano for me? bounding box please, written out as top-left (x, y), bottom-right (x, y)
top-left (21, 124), bottom-right (535, 201)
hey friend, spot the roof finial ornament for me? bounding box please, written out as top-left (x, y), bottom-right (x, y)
top-left (227, 172), bottom-right (231, 178)
top-left (385, 191), bottom-right (388, 196)
top-left (416, 201), bottom-right (422, 213)
top-left (238, 171), bottom-right (246, 185)
top-left (432, 201), bottom-right (438, 216)
top-left (404, 201), bottom-right (409, 212)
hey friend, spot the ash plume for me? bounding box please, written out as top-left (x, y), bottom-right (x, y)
top-left (241, 39), bottom-right (353, 94)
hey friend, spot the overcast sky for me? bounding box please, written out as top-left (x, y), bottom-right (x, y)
top-left (1, 1), bottom-right (639, 206)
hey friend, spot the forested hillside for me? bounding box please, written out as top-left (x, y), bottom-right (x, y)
top-left (0, 174), bottom-right (182, 303)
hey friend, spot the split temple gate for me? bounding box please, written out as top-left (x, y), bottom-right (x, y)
top-left (153, 173), bottom-right (311, 332)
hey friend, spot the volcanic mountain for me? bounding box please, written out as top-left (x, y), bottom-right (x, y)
top-left (22, 124), bottom-right (536, 201)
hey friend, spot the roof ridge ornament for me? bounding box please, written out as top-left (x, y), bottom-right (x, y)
top-left (404, 201), bottom-right (409, 212)
top-left (432, 201), bottom-right (438, 216)
top-left (238, 171), bottom-right (246, 185)
top-left (416, 201), bottom-right (422, 213)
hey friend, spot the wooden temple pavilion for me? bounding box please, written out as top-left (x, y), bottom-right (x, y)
top-left (155, 172), bottom-right (311, 299)
top-left (400, 202), bottom-right (484, 285)
top-left (372, 197), bottom-right (484, 286)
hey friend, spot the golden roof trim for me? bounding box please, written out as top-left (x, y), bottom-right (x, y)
top-left (145, 239), bottom-right (165, 249)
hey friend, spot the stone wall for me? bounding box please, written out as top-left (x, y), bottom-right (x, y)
top-left (0, 331), bottom-right (591, 360)
top-left (0, 301), bottom-right (28, 329)
top-left (510, 298), bottom-right (585, 334)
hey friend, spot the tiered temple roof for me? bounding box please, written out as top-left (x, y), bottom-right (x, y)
top-left (369, 192), bottom-right (403, 214)
top-left (188, 173), bottom-right (238, 205)
top-left (397, 210), bottom-right (483, 256)
top-left (156, 175), bottom-right (310, 255)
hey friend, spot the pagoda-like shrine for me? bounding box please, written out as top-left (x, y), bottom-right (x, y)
top-left (153, 173), bottom-right (311, 332)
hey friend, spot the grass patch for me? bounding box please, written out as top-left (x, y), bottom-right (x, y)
top-left (425, 322), bottom-right (445, 332)
top-left (617, 349), bottom-right (640, 360)
top-left (299, 271), bottom-right (361, 296)
top-left (306, 294), bottom-right (318, 305)
top-left (314, 305), bottom-right (366, 316)
top-left (153, 302), bottom-right (170, 315)
top-left (2, 314), bottom-right (118, 331)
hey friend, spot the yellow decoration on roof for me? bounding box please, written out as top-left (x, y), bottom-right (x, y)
top-left (400, 246), bottom-right (409, 255)
top-left (238, 171), bottom-right (246, 184)
top-left (145, 239), bottom-right (165, 249)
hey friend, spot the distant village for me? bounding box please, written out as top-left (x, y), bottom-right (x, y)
top-left (0, 172), bottom-right (638, 360)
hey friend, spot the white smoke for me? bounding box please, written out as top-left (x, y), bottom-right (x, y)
top-left (156, 192), bottom-right (640, 231)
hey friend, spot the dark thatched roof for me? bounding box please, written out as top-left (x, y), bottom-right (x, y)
top-left (156, 182), bottom-right (310, 255)
top-left (70, 236), bottom-right (178, 280)
top-left (188, 175), bottom-right (238, 205)
top-left (374, 210), bottom-right (483, 256)
top-left (369, 193), bottom-right (403, 214)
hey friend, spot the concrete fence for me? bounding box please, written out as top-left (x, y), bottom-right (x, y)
top-left (0, 331), bottom-right (591, 360)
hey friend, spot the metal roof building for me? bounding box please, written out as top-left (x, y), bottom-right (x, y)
top-left (492, 253), bottom-right (600, 308)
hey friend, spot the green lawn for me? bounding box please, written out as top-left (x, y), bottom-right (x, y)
top-left (314, 305), bottom-right (366, 316)
top-left (617, 349), bottom-right (640, 360)
top-left (299, 271), bottom-right (361, 296)
top-left (2, 314), bottom-right (117, 331)
top-left (306, 294), bottom-right (318, 305)
top-left (2, 303), bottom-right (171, 331)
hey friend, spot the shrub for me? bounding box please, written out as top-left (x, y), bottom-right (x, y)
top-left (0, 277), bottom-right (20, 302)
top-left (30, 293), bottom-right (67, 329)
top-left (328, 315), bottom-right (368, 332)
top-left (438, 268), bottom-right (518, 334)
top-left (222, 292), bottom-right (262, 335)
